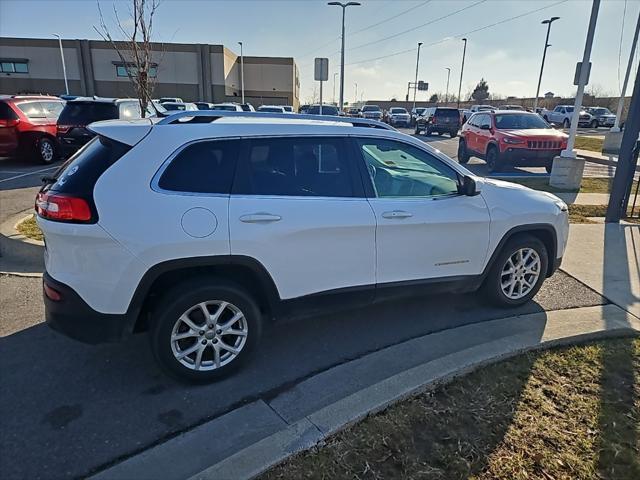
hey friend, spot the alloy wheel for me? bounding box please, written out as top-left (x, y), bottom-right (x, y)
top-left (40, 140), bottom-right (54, 163)
top-left (500, 248), bottom-right (541, 300)
top-left (170, 300), bottom-right (248, 371)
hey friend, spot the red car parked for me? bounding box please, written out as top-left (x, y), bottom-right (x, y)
top-left (457, 110), bottom-right (568, 173)
top-left (0, 95), bottom-right (65, 164)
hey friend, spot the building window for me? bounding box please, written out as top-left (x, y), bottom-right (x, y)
top-left (0, 61), bottom-right (29, 73)
top-left (115, 64), bottom-right (157, 78)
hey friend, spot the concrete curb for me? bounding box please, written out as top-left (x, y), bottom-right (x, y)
top-left (90, 304), bottom-right (639, 480)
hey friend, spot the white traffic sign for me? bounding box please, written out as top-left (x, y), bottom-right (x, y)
top-left (314, 58), bottom-right (329, 81)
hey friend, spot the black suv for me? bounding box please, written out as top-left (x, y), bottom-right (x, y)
top-left (56, 98), bottom-right (149, 157)
top-left (415, 107), bottom-right (460, 137)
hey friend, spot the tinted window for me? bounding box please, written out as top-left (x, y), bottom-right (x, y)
top-left (162, 103), bottom-right (186, 111)
top-left (17, 102), bottom-right (47, 119)
top-left (390, 108), bottom-right (407, 114)
top-left (494, 113), bottom-right (549, 129)
top-left (357, 138), bottom-right (459, 198)
top-left (213, 105), bottom-right (238, 111)
top-left (158, 140), bottom-right (239, 194)
top-left (235, 137), bottom-right (354, 197)
top-left (434, 108), bottom-right (459, 119)
top-left (0, 102), bottom-right (18, 120)
top-left (42, 101), bottom-right (65, 119)
top-left (51, 136), bottom-right (131, 197)
top-left (307, 105), bottom-right (339, 115)
top-left (258, 107), bottom-right (284, 112)
top-left (58, 102), bottom-right (119, 125)
top-left (362, 106), bottom-right (380, 112)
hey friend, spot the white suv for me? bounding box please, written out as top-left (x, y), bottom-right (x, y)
top-left (36, 111), bottom-right (569, 382)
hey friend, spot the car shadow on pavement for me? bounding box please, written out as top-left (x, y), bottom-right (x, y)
top-left (0, 232), bottom-right (44, 274)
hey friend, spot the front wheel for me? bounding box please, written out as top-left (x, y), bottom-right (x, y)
top-left (457, 139), bottom-right (470, 164)
top-left (590, 119), bottom-right (599, 128)
top-left (36, 137), bottom-right (56, 164)
top-left (486, 146), bottom-right (502, 173)
top-left (414, 124), bottom-right (421, 135)
top-left (150, 278), bottom-right (262, 383)
top-left (482, 234), bottom-right (549, 307)
top-left (562, 118), bottom-right (570, 129)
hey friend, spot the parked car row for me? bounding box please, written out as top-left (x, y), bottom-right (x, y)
top-left (540, 104), bottom-right (616, 128)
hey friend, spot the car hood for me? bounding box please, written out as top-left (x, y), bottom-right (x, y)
top-left (500, 128), bottom-right (567, 139)
top-left (480, 177), bottom-right (565, 207)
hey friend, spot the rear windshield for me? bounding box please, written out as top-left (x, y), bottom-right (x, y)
top-left (390, 108), bottom-right (407, 114)
top-left (213, 105), bottom-right (238, 111)
top-left (494, 113), bottom-right (550, 130)
top-left (259, 107), bottom-right (284, 112)
top-left (362, 106), bottom-right (380, 112)
top-left (307, 105), bottom-right (339, 115)
top-left (50, 136), bottom-right (131, 197)
top-left (434, 108), bottom-right (459, 118)
top-left (58, 102), bottom-right (118, 125)
top-left (0, 102), bottom-right (18, 120)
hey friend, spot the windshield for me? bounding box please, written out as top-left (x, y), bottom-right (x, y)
top-left (589, 108), bottom-right (609, 115)
top-left (162, 103), bottom-right (187, 111)
top-left (307, 105), bottom-right (339, 115)
top-left (494, 113), bottom-right (550, 129)
top-left (258, 107), bottom-right (284, 112)
top-left (213, 105), bottom-right (238, 111)
top-left (58, 102), bottom-right (118, 124)
top-left (362, 106), bottom-right (380, 112)
top-left (415, 108), bottom-right (426, 115)
top-left (390, 108), bottom-right (407, 114)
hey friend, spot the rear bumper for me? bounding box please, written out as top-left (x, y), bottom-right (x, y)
top-left (43, 272), bottom-right (134, 344)
top-left (500, 148), bottom-right (561, 166)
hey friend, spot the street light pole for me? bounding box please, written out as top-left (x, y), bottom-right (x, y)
top-left (238, 41), bottom-right (245, 104)
top-left (612, 9), bottom-right (640, 132)
top-left (412, 42), bottom-right (423, 111)
top-left (533, 16), bottom-right (560, 112)
top-left (354, 82), bottom-right (358, 104)
top-left (457, 38), bottom-right (467, 109)
top-left (53, 34), bottom-right (69, 95)
top-left (445, 67), bottom-right (451, 104)
top-left (328, 1), bottom-right (361, 111)
top-left (333, 72), bottom-right (338, 105)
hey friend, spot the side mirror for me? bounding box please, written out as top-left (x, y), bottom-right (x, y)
top-left (460, 175), bottom-right (480, 196)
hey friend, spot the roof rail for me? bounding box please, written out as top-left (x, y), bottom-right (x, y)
top-left (155, 110), bottom-right (396, 130)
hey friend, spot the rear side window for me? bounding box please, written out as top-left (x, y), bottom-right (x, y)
top-left (58, 102), bottom-right (119, 125)
top-left (234, 137), bottom-right (355, 198)
top-left (16, 102), bottom-right (47, 119)
top-left (51, 136), bottom-right (131, 196)
top-left (0, 102), bottom-right (18, 120)
top-left (158, 140), bottom-right (239, 194)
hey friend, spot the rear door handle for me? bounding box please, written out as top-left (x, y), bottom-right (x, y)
top-left (239, 213), bottom-right (282, 223)
top-left (381, 210), bottom-right (413, 219)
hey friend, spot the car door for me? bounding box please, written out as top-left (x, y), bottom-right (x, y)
top-left (464, 114), bottom-right (480, 153)
top-left (229, 135), bottom-right (376, 303)
top-left (475, 114), bottom-right (493, 155)
top-left (354, 136), bottom-right (490, 285)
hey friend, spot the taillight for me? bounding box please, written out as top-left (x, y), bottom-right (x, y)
top-left (35, 191), bottom-right (93, 222)
top-left (57, 125), bottom-right (73, 134)
top-left (0, 119), bottom-right (19, 127)
top-left (43, 282), bottom-right (62, 302)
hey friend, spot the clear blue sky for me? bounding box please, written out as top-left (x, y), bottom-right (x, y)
top-left (1, 0), bottom-right (638, 103)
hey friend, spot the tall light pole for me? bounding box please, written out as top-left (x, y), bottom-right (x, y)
top-left (333, 72), bottom-right (338, 105)
top-left (53, 34), bottom-right (69, 95)
top-left (354, 82), bottom-right (358, 104)
top-left (612, 9), bottom-right (640, 132)
top-left (533, 16), bottom-right (560, 112)
top-left (445, 67), bottom-right (451, 104)
top-left (238, 41), bottom-right (245, 104)
top-left (328, 1), bottom-right (361, 111)
top-left (412, 42), bottom-right (423, 111)
top-left (457, 38), bottom-right (467, 109)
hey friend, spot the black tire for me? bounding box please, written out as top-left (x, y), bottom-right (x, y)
top-left (426, 127), bottom-right (432, 136)
top-left (149, 277), bottom-right (263, 383)
top-left (486, 145), bottom-right (502, 173)
top-left (562, 118), bottom-right (570, 129)
top-left (590, 119), bottom-right (598, 129)
top-left (545, 164), bottom-right (553, 174)
top-left (414, 124), bottom-right (421, 135)
top-left (543, 115), bottom-right (549, 122)
top-left (449, 130), bottom-right (457, 138)
top-left (35, 136), bottom-right (57, 164)
top-left (457, 139), bottom-right (470, 164)
top-left (482, 234), bottom-right (549, 307)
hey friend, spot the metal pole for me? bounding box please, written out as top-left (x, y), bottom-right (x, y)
top-left (457, 38), bottom-right (467, 109)
top-left (333, 72), bottom-right (338, 105)
top-left (445, 67), bottom-right (451, 104)
top-left (354, 82), bottom-right (358, 104)
top-left (412, 42), bottom-right (423, 111)
top-left (320, 80), bottom-right (323, 115)
top-left (54, 34), bottom-right (69, 95)
top-left (329, 2), bottom-right (360, 111)
top-left (238, 42), bottom-right (245, 104)
top-left (612, 9), bottom-right (640, 132)
top-left (534, 17), bottom-right (559, 112)
top-left (605, 61), bottom-right (640, 222)
top-left (562, 0), bottom-right (600, 158)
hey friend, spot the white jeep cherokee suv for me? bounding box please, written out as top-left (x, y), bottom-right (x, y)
top-left (36, 111), bottom-right (569, 382)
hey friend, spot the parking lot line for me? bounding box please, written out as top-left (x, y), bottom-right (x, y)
top-left (0, 166), bottom-right (58, 184)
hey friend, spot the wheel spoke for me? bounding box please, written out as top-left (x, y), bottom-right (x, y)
top-left (210, 301), bottom-right (228, 325)
top-left (218, 312), bottom-right (244, 332)
top-left (508, 281), bottom-right (516, 297)
top-left (176, 342), bottom-right (200, 360)
top-left (222, 328), bottom-right (248, 337)
top-left (194, 345), bottom-right (206, 370)
top-left (214, 346), bottom-right (221, 368)
top-left (179, 314), bottom-right (201, 332)
top-left (198, 302), bottom-right (211, 322)
top-left (172, 330), bottom-right (198, 341)
top-left (218, 340), bottom-right (240, 355)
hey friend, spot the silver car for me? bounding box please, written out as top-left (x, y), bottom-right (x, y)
top-left (586, 107), bottom-right (616, 128)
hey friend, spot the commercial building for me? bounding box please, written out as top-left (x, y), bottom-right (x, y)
top-left (0, 37), bottom-right (300, 108)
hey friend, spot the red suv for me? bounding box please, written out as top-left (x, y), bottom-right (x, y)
top-left (458, 111), bottom-right (568, 173)
top-left (0, 95), bottom-right (66, 163)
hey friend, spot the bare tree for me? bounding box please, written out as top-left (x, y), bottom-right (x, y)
top-left (94, 0), bottom-right (161, 117)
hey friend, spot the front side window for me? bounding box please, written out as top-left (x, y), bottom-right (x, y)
top-left (234, 137), bottom-right (354, 198)
top-left (158, 140), bottom-right (239, 194)
top-left (357, 138), bottom-right (460, 198)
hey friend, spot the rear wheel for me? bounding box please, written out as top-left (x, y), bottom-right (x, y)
top-left (482, 234), bottom-right (548, 307)
top-left (457, 139), bottom-right (470, 164)
top-left (35, 137), bottom-right (56, 164)
top-left (590, 119), bottom-right (599, 128)
top-left (414, 124), bottom-right (421, 135)
top-left (486, 145), bottom-right (502, 173)
top-left (449, 130), bottom-right (457, 138)
top-left (150, 277), bottom-right (262, 383)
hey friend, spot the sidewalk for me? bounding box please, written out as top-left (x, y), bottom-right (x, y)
top-left (555, 192), bottom-right (610, 205)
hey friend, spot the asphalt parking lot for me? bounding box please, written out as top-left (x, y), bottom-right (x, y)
top-left (0, 133), bottom-right (617, 480)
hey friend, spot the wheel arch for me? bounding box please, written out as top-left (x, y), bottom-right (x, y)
top-left (127, 255), bottom-right (281, 334)
top-left (482, 224), bottom-right (558, 280)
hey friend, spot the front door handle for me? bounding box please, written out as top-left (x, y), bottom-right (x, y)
top-left (381, 210), bottom-right (413, 219)
top-left (239, 213), bottom-right (282, 223)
